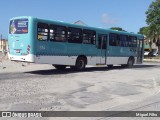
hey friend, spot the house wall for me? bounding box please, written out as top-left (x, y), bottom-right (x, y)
top-left (0, 40), bottom-right (8, 52)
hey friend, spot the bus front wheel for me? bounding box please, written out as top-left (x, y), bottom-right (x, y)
top-left (127, 57), bottom-right (134, 68)
top-left (53, 65), bottom-right (66, 70)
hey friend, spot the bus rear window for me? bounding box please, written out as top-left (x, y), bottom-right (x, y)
top-left (9, 18), bottom-right (28, 34)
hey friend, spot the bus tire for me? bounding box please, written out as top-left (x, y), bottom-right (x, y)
top-left (127, 57), bottom-right (134, 68)
top-left (74, 57), bottom-right (86, 71)
top-left (108, 65), bottom-right (113, 68)
top-left (121, 64), bottom-right (127, 68)
top-left (53, 65), bottom-right (66, 70)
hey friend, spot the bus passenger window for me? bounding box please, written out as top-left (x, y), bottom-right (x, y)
top-left (109, 33), bottom-right (119, 46)
top-left (83, 30), bottom-right (96, 44)
top-left (49, 25), bottom-right (67, 42)
top-left (120, 35), bottom-right (128, 47)
top-left (68, 27), bottom-right (82, 43)
top-left (37, 23), bottom-right (49, 41)
top-left (128, 36), bottom-right (137, 47)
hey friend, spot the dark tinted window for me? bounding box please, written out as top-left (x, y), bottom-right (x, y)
top-left (68, 27), bottom-right (82, 43)
top-left (50, 25), bottom-right (67, 42)
top-left (109, 33), bottom-right (119, 46)
top-left (120, 35), bottom-right (128, 47)
top-left (37, 23), bottom-right (49, 41)
top-left (83, 30), bottom-right (96, 44)
top-left (98, 35), bottom-right (107, 49)
top-left (128, 36), bottom-right (137, 47)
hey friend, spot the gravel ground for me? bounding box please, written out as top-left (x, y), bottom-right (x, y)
top-left (0, 60), bottom-right (160, 120)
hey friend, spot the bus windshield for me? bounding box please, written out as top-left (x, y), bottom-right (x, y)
top-left (9, 18), bottom-right (28, 34)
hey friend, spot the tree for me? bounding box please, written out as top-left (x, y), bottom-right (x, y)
top-left (146, 0), bottom-right (160, 55)
top-left (138, 26), bottom-right (150, 37)
top-left (110, 27), bottom-right (126, 32)
top-left (146, 0), bottom-right (160, 25)
top-left (138, 25), bottom-right (158, 42)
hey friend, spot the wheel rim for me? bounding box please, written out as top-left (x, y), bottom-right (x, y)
top-left (77, 59), bottom-right (85, 69)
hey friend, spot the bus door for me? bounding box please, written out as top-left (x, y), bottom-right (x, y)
top-left (97, 34), bottom-right (107, 64)
top-left (137, 39), bottom-right (144, 63)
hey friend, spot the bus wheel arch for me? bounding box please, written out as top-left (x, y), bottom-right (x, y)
top-left (127, 56), bottom-right (135, 68)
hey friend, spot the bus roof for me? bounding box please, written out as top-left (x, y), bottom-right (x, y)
top-left (10, 16), bottom-right (144, 38)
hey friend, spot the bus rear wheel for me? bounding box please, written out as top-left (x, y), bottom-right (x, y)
top-left (71, 57), bottom-right (86, 71)
top-left (53, 65), bottom-right (66, 70)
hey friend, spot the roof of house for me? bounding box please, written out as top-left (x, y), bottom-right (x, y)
top-left (1, 39), bottom-right (8, 41)
top-left (74, 20), bottom-right (87, 26)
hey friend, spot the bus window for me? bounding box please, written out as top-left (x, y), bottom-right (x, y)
top-left (132, 37), bottom-right (137, 47)
top-left (109, 33), bottom-right (120, 46)
top-left (128, 36), bottom-right (137, 47)
top-left (83, 29), bottom-right (96, 44)
top-left (120, 35), bottom-right (128, 47)
top-left (37, 23), bottom-right (49, 41)
top-left (50, 25), bottom-right (67, 42)
top-left (98, 35), bottom-right (107, 49)
top-left (68, 27), bottom-right (82, 43)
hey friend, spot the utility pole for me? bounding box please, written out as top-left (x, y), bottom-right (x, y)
top-left (0, 34), bottom-right (2, 50)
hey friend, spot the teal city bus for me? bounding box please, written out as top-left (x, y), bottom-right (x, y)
top-left (8, 16), bottom-right (144, 70)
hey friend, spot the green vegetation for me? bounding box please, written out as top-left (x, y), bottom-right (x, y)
top-left (139, 0), bottom-right (160, 55)
top-left (110, 27), bottom-right (126, 32)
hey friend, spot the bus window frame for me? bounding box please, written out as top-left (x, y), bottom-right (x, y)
top-left (49, 24), bottom-right (67, 42)
top-left (83, 29), bottom-right (96, 45)
top-left (109, 33), bottom-right (120, 46)
top-left (128, 36), bottom-right (137, 47)
top-left (68, 27), bottom-right (82, 43)
top-left (119, 35), bottom-right (128, 47)
top-left (37, 22), bottom-right (49, 41)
